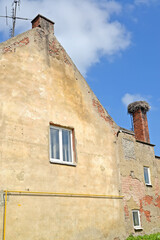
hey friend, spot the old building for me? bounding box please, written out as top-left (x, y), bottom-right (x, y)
top-left (117, 101), bottom-right (160, 236)
top-left (0, 15), bottom-right (159, 240)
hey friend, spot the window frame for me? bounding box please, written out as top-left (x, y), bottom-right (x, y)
top-left (132, 210), bottom-right (142, 230)
top-left (49, 123), bottom-right (76, 166)
top-left (143, 166), bottom-right (152, 186)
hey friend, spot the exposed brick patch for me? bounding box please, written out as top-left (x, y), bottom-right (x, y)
top-left (155, 178), bottom-right (159, 196)
top-left (155, 196), bottom-right (160, 208)
top-left (140, 200), bottom-right (151, 220)
top-left (49, 40), bottom-right (59, 56)
top-left (140, 200), bottom-right (151, 222)
top-left (2, 37), bottom-right (29, 54)
top-left (49, 40), bottom-right (71, 66)
top-left (62, 48), bottom-right (71, 65)
top-left (143, 195), bottom-right (153, 206)
top-left (3, 46), bottom-right (12, 53)
top-left (144, 210), bottom-right (151, 222)
top-left (19, 37), bottom-right (29, 45)
top-left (122, 176), bottom-right (160, 223)
top-left (140, 199), bottom-right (143, 213)
top-left (124, 204), bottom-right (129, 218)
top-left (122, 176), bottom-right (145, 204)
top-left (92, 99), bottom-right (113, 125)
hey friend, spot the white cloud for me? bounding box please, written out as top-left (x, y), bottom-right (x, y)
top-left (0, 0), bottom-right (131, 75)
top-left (122, 93), bottom-right (146, 107)
top-left (100, 1), bottom-right (122, 14)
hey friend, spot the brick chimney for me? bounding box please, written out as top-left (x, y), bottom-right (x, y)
top-left (128, 101), bottom-right (150, 143)
top-left (31, 14), bottom-right (55, 34)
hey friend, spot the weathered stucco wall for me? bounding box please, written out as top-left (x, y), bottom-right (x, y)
top-left (0, 27), bottom-right (126, 240)
top-left (118, 131), bottom-right (160, 236)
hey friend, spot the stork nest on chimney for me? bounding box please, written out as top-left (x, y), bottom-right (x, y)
top-left (128, 101), bottom-right (150, 114)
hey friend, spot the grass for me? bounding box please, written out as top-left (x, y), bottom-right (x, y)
top-left (126, 233), bottom-right (160, 240)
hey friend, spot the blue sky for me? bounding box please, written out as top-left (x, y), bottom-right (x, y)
top-left (0, 0), bottom-right (159, 155)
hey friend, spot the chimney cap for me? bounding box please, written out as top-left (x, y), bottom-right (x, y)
top-left (128, 101), bottom-right (150, 114)
top-left (31, 14), bottom-right (55, 25)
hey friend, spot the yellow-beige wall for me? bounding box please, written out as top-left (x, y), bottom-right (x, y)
top-left (0, 27), bottom-right (126, 240)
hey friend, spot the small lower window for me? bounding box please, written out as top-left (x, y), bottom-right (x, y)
top-left (132, 210), bottom-right (142, 229)
top-left (143, 167), bottom-right (151, 185)
top-left (50, 124), bottom-right (75, 165)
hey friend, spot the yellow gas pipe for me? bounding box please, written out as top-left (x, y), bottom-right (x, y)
top-left (2, 190), bottom-right (123, 240)
top-left (3, 190), bottom-right (7, 240)
top-left (3, 190), bottom-right (123, 198)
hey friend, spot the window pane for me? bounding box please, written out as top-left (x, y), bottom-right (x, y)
top-left (62, 130), bottom-right (72, 162)
top-left (133, 212), bottom-right (139, 226)
top-left (50, 128), bottom-right (60, 159)
top-left (144, 167), bottom-right (149, 184)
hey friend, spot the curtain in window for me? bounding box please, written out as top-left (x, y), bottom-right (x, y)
top-left (62, 130), bottom-right (72, 162)
top-left (50, 128), bottom-right (60, 159)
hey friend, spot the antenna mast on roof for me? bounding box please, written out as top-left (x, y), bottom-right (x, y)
top-left (11, 0), bottom-right (20, 38)
top-left (0, 0), bottom-right (31, 38)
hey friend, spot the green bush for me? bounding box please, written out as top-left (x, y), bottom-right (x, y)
top-left (126, 233), bottom-right (160, 240)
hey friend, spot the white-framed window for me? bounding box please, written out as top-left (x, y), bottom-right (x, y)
top-left (50, 124), bottom-right (75, 165)
top-left (143, 167), bottom-right (151, 186)
top-left (132, 210), bottom-right (142, 230)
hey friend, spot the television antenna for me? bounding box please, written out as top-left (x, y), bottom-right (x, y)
top-left (0, 0), bottom-right (31, 38)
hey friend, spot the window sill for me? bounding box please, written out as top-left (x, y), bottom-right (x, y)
top-left (145, 184), bottom-right (152, 187)
top-left (134, 227), bottom-right (143, 231)
top-left (50, 160), bottom-right (77, 167)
